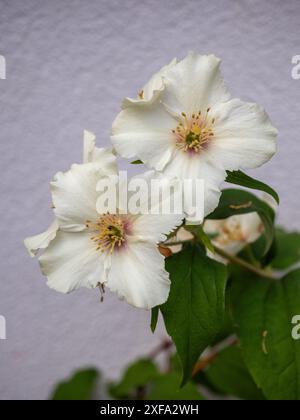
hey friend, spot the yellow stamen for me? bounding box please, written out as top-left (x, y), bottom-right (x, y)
top-left (86, 214), bottom-right (127, 254)
top-left (172, 109), bottom-right (215, 153)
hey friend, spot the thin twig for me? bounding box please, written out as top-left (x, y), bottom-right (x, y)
top-left (161, 239), bottom-right (277, 280)
top-left (192, 336), bottom-right (238, 377)
top-left (214, 245), bottom-right (277, 280)
top-left (148, 339), bottom-right (173, 359)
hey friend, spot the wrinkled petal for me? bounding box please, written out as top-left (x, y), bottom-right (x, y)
top-left (96, 170), bottom-right (184, 242)
top-left (208, 99), bottom-right (278, 170)
top-left (39, 231), bottom-right (105, 293)
top-left (161, 52), bottom-right (230, 116)
top-left (163, 150), bottom-right (225, 220)
top-left (124, 170), bottom-right (184, 242)
top-left (122, 58), bottom-right (177, 106)
top-left (51, 164), bottom-right (102, 232)
top-left (111, 101), bottom-right (177, 171)
top-left (83, 130), bottom-right (117, 173)
top-left (132, 213), bottom-right (183, 244)
top-left (24, 220), bottom-right (59, 257)
top-left (105, 240), bottom-right (170, 309)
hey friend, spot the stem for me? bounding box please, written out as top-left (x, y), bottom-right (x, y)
top-left (148, 339), bottom-right (173, 359)
top-left (161, 239), bottom-right (277, 280)
top-left (192, 336), bottom-right (238, 377)
top-left (214, 245), bottom-right (276, 280)
top-left (148, 339), bottom-right (174, 374)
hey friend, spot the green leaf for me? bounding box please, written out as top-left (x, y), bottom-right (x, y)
top-left (226, 170), bottom-right (279, 205)
top-left (207, 189), bottom-right (275, 255)
top-left (151, 307), bottom-right (159, 333)
top-left (185, 224), bottom-right (215, 253)
top-left (160, 244), bottom-right (228, 385)
top-left (51, 368), bottom-right (99, 400)
top-left (205, 345), bottom-right (265, 400)
top-left (250, 235), bottom-right (278, 267)
top-left (232, 269), bottom-right (300, 400)
top-left (169, 353), bottom-right (183, 374)
top-left (272, 228), bottom-right (300, 269)
top-left (131, 159), bottom-right (143, 165)
top-left (211, 287), bottom-right (235, 345)
top-left (148, 372), bottom-right (204, 400)
top-left (108, 359), bottom-right (159, 399)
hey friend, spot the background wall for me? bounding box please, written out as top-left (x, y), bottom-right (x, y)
top-left (0, 0), bottom-right (299, 400)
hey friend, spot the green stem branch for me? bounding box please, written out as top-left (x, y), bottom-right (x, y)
top-left (163, 239), bottom-right (277, 280)
top-left (213, 245), bottom-right (276, 280)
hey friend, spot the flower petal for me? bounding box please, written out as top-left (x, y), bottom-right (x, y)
top-left (96, 170), bottom-right (184, 241)
top-left (51, 163), bottom-right (102, 231)
top-left (83, 130), bottom-right (117, 173)
top-left (161, 52), bottom-right (230, 115)
top-left (111, 101), bottom-right (177, 171)
top-left (204, 213), bottom-right (263, 261)
top-left (39, 230), bottom-right (105, 293)
top-left (203, 219), bottom-right (226, 236)
top-left (163, 150), bottom-right (225, 219)
top-left (24, 220), bottom-right (59, 257)
top-left (132, 213), bottom-right (183, 244)
top-left (122, 58), bottom-right (177, 106)
top-left (208, 99), bottom-right (278, 170)
top-left (105, 240), bottom-right (170, 309)
top-left (239, 212), bottom-right (263, 243)
top-left (124, 170), bottom-right (184, 242)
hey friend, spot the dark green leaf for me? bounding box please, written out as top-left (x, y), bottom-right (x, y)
top-left (131, 159), bottom-right (143, 165)
top-left (108, 359), bottom-right (159, 399)
top-left (250, 235), bottom-right (278, 267)
top-left (207, 189), bottom-right (275, 255)
top-left (226, 170), bottom-right (279, 205)
top-left (205, 345), bottom-right (265, 400)
top-left (148, 372), bottom-right (204, 400)
top-left (272, 228), bottom-right (300, 269)
top-left (232, 269), bottom-right (300, 400)
top-left (51, 368), bottom-right (99, 400)
top-left (161, 244), bottom-right (228, 385)
top-left (169, 353), bottom-right (183, 374)
top-left (151, 307), bottom-right (159, 333)
top-left (211, 287), bottom-right (235, 345)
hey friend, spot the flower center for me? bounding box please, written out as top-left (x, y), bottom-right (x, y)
top-left (173, 109), bottom-right (215, 153)
top-left (87, 214), bottom-right (127, 253)
top-left (216, 220), bottom-right (245, 246)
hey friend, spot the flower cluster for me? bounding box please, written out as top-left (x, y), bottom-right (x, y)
top-left (25, 52), bottom-right (277, 310)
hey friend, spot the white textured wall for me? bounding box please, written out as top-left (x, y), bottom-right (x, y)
top-left (0, 0), bottom-right (299, 399)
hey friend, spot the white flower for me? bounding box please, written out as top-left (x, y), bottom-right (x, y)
top-left (164, 213), bottom-right (263, 261)
top-left (165, 193), bottom-right (277, 261)
top-left (24, 130), bottom-right (117, 256)
top-left (111, 52), bottom-right (278, 221)
top-left (25, 133), bottom-right (183, 309)
top-left (204, 192), bottom-right (278, 260)
top-left (204, 213), bottom-right (264, 259)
